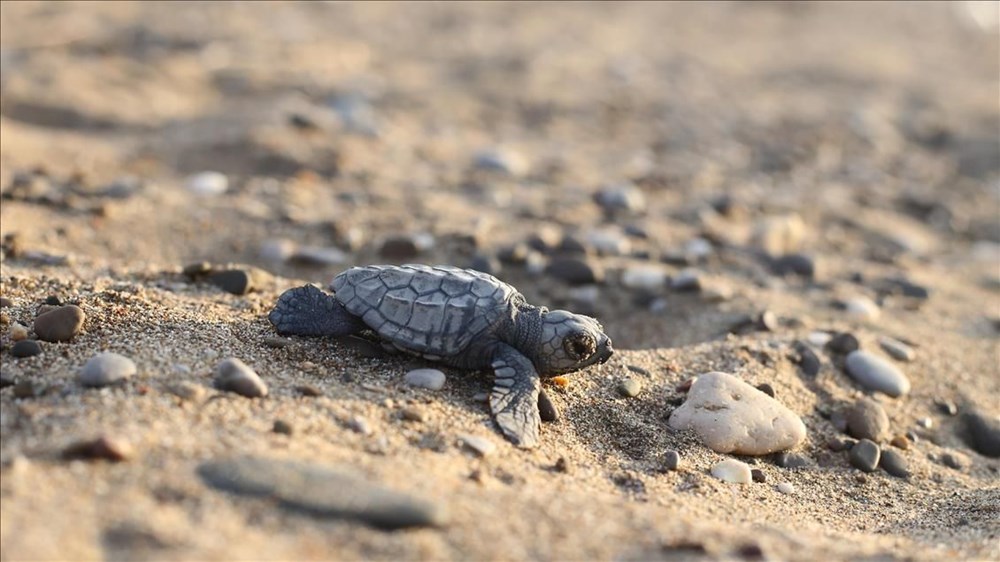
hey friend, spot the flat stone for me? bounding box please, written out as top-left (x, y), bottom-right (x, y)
top-left (711, 459), bottom-right (752, 484)
top-left (546, 257), bottom-right (604, 285)
top-left (845, 398), bottom-right (891, 441)
top-left (63, 435), bottom-right (133, 462)
top-left (662, 450), bottom-right (681, 471)
top-left (845, 350), bottom-right (911, 397)
top-left (263, 336), bottom-right (293, 349)
top-left (11, 340), bottom-right (42, 358)
top-left (208, 270), bottom-right (253, 295)
top-left (879, 337), bottom-right (915, 362)
top-left (879, 448), bottom-right (910, 478)
top-left (214, 358), bottom-right (268, 398)
top-left (185, 171), bottom-right (228, 196)
top-left (962, 411), bottom-right (1000, 458)
top-left (459, 434), bottom-right (496, 457)
top-left (197, 456), bottom-right (446, 529)
top-left (849, 439), bottom-right (881, 472)
top-left (404, 368), bottom-right (446, 390)
top-left (941, 451), bottom-right (969, 470)
top-left (79, 352), bottom-right (136, 387)
top-left (777, 482), bottom-right (795, 494)
top-left (618, 378), bottom-right (642, 398)
top-left (668, 372), bottom-right (806, 455)
top-left (33, 305), bottom-right (85, 342)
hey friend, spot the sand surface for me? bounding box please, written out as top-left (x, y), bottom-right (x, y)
top-left (1, 2), bottom-right (999, 561)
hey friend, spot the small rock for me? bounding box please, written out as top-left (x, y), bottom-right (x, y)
top-left (771, 254), bottom-right (816, 279)
top-left (807, 331), bottom-right (832, 346)
top-left (941, 451), bottom-right (969, 470)
top-left (845, 350), bottom-right (911, 397)
top-left (757, 310), bottom-right (779, 332)
top-left (197, 456), bottom-right (446, 529)
top-left (755, 383), bottom-right (775, 398)
top-left (593, 182), bottom-right (646, 215)
top-left (546, 257), bottom-right (604, 285)
top-left (962, 411), bottom-right (1000, 458)
top-left (670, 269), bottom-right (702, 292)
top-left (214, 358), bottom-right (268, 398)
top-left (185, 171), bottom-right (228, 196)
top-left (79, 352), bottom-right (136, 387)
top-left (259, 239), bottom-right (297, 262)
top-left (849, 439), bottom-right (881, 472)
top-left (554, 457), bottom-right (570, 473)
top-left (401, 407), bottom-right (425, 422)
top-left (777, 481), bottom-right (795, 494)
top-left (538, 389), bottom-right (559, 422)
top-left (879, 337), bottom-right (915, 362)
top-left (621, 265), bottom-right (667, 290)
top-left (890, 435), bottom-right (910, 450)
top-left (290, 246), bottom-right (348, 266)
top-left (473, 147), bottom-right (527, 176)
top-left (827, 437), bottom-right (849, 452)
top-left (792, 341), bottom-right (821, 377)
top-left (826, 332), bottom-right (860, 354)
top-left (263, 336), bottom-right (293, 349)
top-left (10, 340), bottom-right (42, 358)
top-left (845, 398), bottom-right (891, 442)
top-left (668, 372), bottom-right (806, 455)
top-left (751, 214), bottom-right (805, 257)
top-left (618, 378), bottom-right (642, 398)
top-left (935, 400), bottom-right (959, 416)
top-left (585, 228), bottom-right (630, 256)
top-left (63, 436), bottom-right (132, 462)
top-left (711, 459), bottom-right (752, 484)
top-left (208, 269), bottom-right (253, 295)
top-left (662, 450), bottom-right (681, 472)
top-left (684, 238), bottom-right (713, 262)
top-left (182, 261), bottom-right (213, 278)
top-left (843, 296), bottom-right (881, 321)
top-left (751, 468), bottom-right (767, 483)
top-left (917, 417), bottom-right (933, 429)
top-left (379, 236), bottom-right (420, 260)
top-left (775, 452), bottom-right (812, 469)
top-left (459, 434), bottom-right (496, 457)
top-left (295, 384), bottom-right (324, 397)
top-left (879, 449), bottom-right (910, 478)
top-left (468, 254), bottom-right (501, 276)
top-left (0, 297), bottom-right (11, 307)
top-left (166, 381), bottom-right (206, 402)
top-left (404, 368), bottom-right (446, 390)
top-left (273, 420), bottom-right (294, 435)
top-left (33, 305), bottom-right (85, 342)
top-left (0, 371), bottom-right (14, 388)
top-left (13, 379), bottom-right (46, 398)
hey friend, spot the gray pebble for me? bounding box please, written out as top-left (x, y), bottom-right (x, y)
top-left (618, 378), bottom-right (642, 398)
top-left (11, 339), bottom-right (42, 358)
top-left (0, 371), bottom-right (14, 388)
top-left (593, 182), bottom-right (646, 215)
top-left (185, 171), bottom-right (228, 196)
top-left (197, 456), bottom-right (446, 529)
top-left (404, 368), bottom-right (446, 390)
top-left (13, 379), bottom-right (46, 398)
top-left (849, 439), bottom-right (881, 472)
top-left (845, 350), bottom-right (911, 397)
top-left (33, 305), bottom-right (85, 342)
top-left (538, 389), bottom-right (559, 422)
top-left (290, 246), bottom-right (347, 266)
top-left (879, 337), bottom-right (915, 362)
top-left (826, 332), bottom-right (860, 354)
top-left (272, 420), bottom-right (294, 435)
top-left (662, 450), bottom-right (681, 471)
top-left (792, 341), bottom-right (821, 377)
top-left (79, 352), bottom-right (136, 387)
top-left (348, 416), bottom-right (372, 435)
top-left (459, 434), bottom-right (496, 457)
top-left (0, 297), bottom-right (11, 307)
top-left (962, 411), bottom-right (1000, 457)
top-left (546, 257), bottom-right (604, 285)
top-left (845, 398), bottom-right (891, 442)
top-left (771, 253), bottom-right (816, 279)
top-left (775, 452), bottom-right (812, 469)
top-left (214, 358), bottom-right (268, 398)
top-left (670, 269), bottom-right (702, 292)
top-left (941, 451), bottom-right (969, 471)
top-left (879, 448), bottom-right (910, 478)
top-left (208, 270), bottom-right (253, 295)
top-left (473, 147), bottom-right (527, 176)
top-left (263, 336), bottom-right (293, 349)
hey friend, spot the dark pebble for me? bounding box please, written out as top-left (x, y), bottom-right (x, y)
top-left (792, 341), bottom-right (821, 377)
top-left (0, 371), bottom-right (14, 388)
top-left (182, 262), bottom-right (213, 278)
top-left (770, 253), bottom-right (816, 279)
top-left (775, 452), bottom-right (812, 469)
top-left (468, 254), bottom-right (501, 276)
top-left (546, 257), bottom-right (604, 285)
top-left (849, 439), bottom-right (881, 472)
top-left (11, 340), bottom-right (42, 358)
top-left (197, 456), bottom-right (446, 529)
top-left (663, 450), bottom-right (681, 471)
top-left (751, 468), bottom-right (766, 483)
top-left (879, 448), bottom-right (910, 478)
top-left (273, 420), bottom-right (294, 435)
top-left (737, 543), bottom-right (765, 560)
top-left (826, 332), bottom-right (860, 354)
top-left (538, 389), bottom-right (559, 422)
top-left (295, 384), bottom-right (324, 397)
top-left (63, 436), bottom-right (133, 462)
top-left (263, 336), bottom-right (293, 349)
top-left (626, 365), bottom-right (650, 377)
top-left (941, 451), bottom-right (968, 470)
top-left (676, 377), bottom-right (696, 393)
top-left (554, 457), bottom-right (570, 473)
top-left (827, 437), bottom-right (849, 452)
top-left (831, 409), bottom-right (850, 433)
top-left (962, 411), bottom-right (1000, 458)
top-left (0, 297), bottom-right (11, 307)
top-left (878, 277), bottom-right (930, 300)
top-left (556, 235), bottom-right (590, 257)
top-left (44, 295), bottom-right (62, 306)
top-left (208, 270), bottom-right (253, 295)
top-left (935, 400), bottom-right (958, 416)
top-left (497, 243), bottom-right (530, 264)
top-left (845, 398), bottom-right (890, 442)
top-left (33, 305), bottom-right (85, 342)
top-left (755, 383), bottom-right (775, 398)
top-left (379, 236), bottom-right (420, 260)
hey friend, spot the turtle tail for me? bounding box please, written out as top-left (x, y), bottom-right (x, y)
top-left (268, 285), bottom-right (366, 337)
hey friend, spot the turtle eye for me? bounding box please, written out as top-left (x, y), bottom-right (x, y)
top-left (564, 334), bottom-right (595, 360)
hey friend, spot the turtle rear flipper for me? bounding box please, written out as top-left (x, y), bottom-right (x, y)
top-left (490, 344), bottom-right (541, 448)
top-left (269, 285), bottom-right (366, 337)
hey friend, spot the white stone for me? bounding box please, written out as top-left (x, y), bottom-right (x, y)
top-left (214, 357), bottom-right (268, 398)
top-left (260, 239), bottom-right (297, 262)
top-left (459, 434), bottom-right (496, 457)
top-left (879, 337), bottom-right (915, 362)
top-left (807, 331), bottom-right (832, 346)
top-left (668, 371), bottom-right (806, 455)
top-left (185, 171), bottom-right (228, 196)
top-left (621, 265), bottom-right (667, 290)
top-left (685, 238), bottom-right (713, 260)
top-left (844, 350), bottom-right (911, 397)
top-left (711, 459), bottom-right (752, 484)
top-left (777, 481), bottom-right (795, 494)
top-left (844, 296), bottom-right (881, 321)
top-left (586, 228), bottom-right (631, 256)
top-left (79, 352), bottom-right (137, 387)
top-left (751, 214), bottom-right (806, 257)
top-left (404, 368), bottom-right (446, 390)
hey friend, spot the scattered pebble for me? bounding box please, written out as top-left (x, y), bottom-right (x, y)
top-left (208, 269), bottom-right (253, 295)
top-left (554, 457), bottom-right (571, 473)
top-left (890, 435), bottom-right (910, 450)
top-left (182, 262), bottom-right (213, 278)
top-left (33, 305), bottom-right (85, 342)
top-left (0, 297), bottom-right (11, 307)
top-left (404, 368), bottom-right (446, 390)
top-left (751, 468), bottom-right (766, 483)
top-left (621, 265), bottom-right (667, 290)
top-left (79, 352), bottom-right (136, 387)
top-left (295, 384), bottom-right (324, 397)
top-left (771, 254), bottom-right (816, 279)
top-left (348, 416), bottom-right (373, 435)
top-left (961, 411), bottom-right (1000, 457)
top-left (401, 407), bottom-right (425, 422)
top-left (166, 381), bottom-right (207, 402)
top-left (845, 398), bottom-right (891, 442)
top-left (775, 452), bottom-right (812, 469)
top-left (459, 434), bottom-right (496, 457)
top-left (473, 147), bottom-right (527, 176)
top-left (670, 269), bottom-right (702, 292)
top-left (827, 437), bottom-right (849, 452)
top-left (538, 389), bottom-right (559, 422)
top-left (935, 400), bottom-right (958, 416)
top-left (843, 296), bottom-right (881, 321)
top-left (546, 257), bottom-right (604, 285)
top-left (13, 379), bottom-right (46, 398)
top-left (662, 450), bottom-right (681, 471)
top-left (618, 378), bottom-right (642, 398)
top-left (272, 420), bottom-right (294, 435)
top-left (792, 341), bottom-right (821, 377)
top-left (259, 239), bottom-right (297, 263)
top-left (879, 448), bottom-right (910, 478)
top-left (849, 439), bottom-right (881, 472)
top-left (711, 459), bottom-right (752, 484)
top-left (917, 417), bottom-right (933, 429)
top-left (10, 340), bottom-right (42, 358)
top-left (668, 372), bottom-right (806, 455)
top-left (63, 436), bottom-right (133, 462)
top-left (0, 371), bottom-right (14, 388)
top-left (263, 336), bottom-right (293, 349)
top-left (755, 383), bottom-right (775, 398)
top-left (845, 350), bottom-right (911, 397)
top-left (879, 337), bottom-right (915, 362)
top-left (379, 236), bottom-right (421, 260)
top-left (593, 182), bottom-right (646, 215)
top-left (751, 214), bottom-right (805, 257)
top-left (185, 171), bottom-right (228, 196)
top-left (684, 238), bottom-right (713, 262)
top-left (214, 358), bottom-right (268, 398)
top-left (941, 451), bottom-right (969, 471)
top-left (197, 456), bottom-right (446, 529)
top-left (777, 481), bottom-right (795, 494)
top-left (585, 228), bottom-right (630, 256)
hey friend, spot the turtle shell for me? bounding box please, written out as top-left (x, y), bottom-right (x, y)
top-left (331, 264), bottom-right (521, 356)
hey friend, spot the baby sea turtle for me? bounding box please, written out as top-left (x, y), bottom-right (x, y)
top-left (268, 264), bottom-right (613, 447)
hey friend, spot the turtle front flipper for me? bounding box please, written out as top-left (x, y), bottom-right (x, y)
top-left (490, 344), bottom-right (541, 448)
top-left (269, 285), bottom-right (366, 337)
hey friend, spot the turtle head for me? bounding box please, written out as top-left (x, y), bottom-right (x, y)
top-left (533, 309), bottom-right (613, 376)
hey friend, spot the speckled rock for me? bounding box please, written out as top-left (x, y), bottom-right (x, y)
top-left (668, 371), bottom-right (806, 455)
top-left (33, 305), bottom-right (85, 342)
top-left (618, 378), bottom-right (642, 398)
top-left (845, 350), bottom-right (911, 397)
top-left (845, 398), bottom-right (891, 442)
